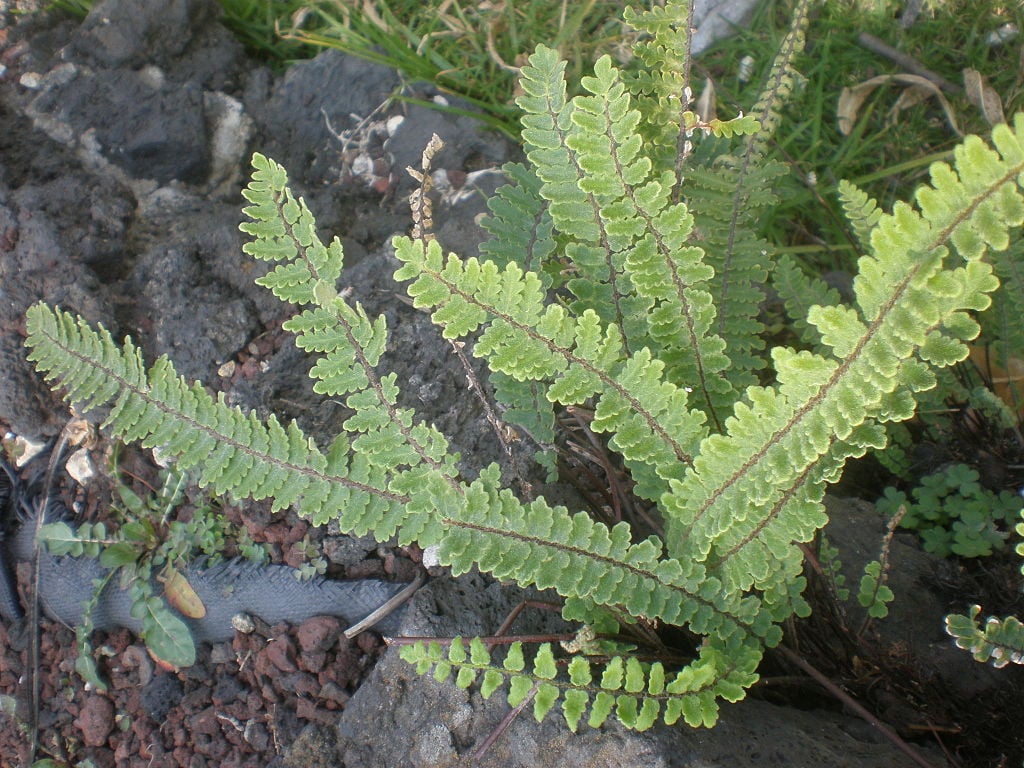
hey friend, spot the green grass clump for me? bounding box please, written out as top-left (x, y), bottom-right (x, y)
top-left (277, 0), bottom-right (630, 136)
top-left (695, 0), bottom-right (1023, 273)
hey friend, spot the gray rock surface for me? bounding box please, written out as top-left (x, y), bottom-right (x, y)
top-left (692, 0), bottom-right (761, 56)
top-left (67, 0), bottom-right (244, 86)
top-left (335, 562), bottom-right (938, 768)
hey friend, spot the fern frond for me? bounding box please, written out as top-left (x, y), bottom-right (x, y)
top-left (479, 162), bottom-right (558, 286)
top-left (745, 0), bottom-right (816, 154)
top-left (26, 302), bottom-right (777, 661)
top-left (394, 237), bottom-right (707, 502)
top-left (623, 0), bottom-right (693, 106)
top-left (25, 304), bottom-right (413, 534)
top-left (683, 155), bottom-right (781, 389)
top-left (517, 46), bottom-right (651, 350)
top-left (838, 180), bottom-right (885, 252)
top-left (664, 117), bottom-right (1023, 597)
top-left (772, 253), bottom-right (842, 349)
top-left (400, 634), bottom-right (761, 731)
top-left (945, 605), bottom-right (1024, 667)
top-left (430, 466), bottom-right (777, 644)
top-left (241, 154), bottom-right (458, 481)
top-left (678, 0), bottom-right (815, 394)
top-left (240, 153), bottom-right (343, 304)
top-left (621, 0), bottom-right (696, 157)
top-left (475, 164), bottom-right (572, 475)
top-left (518, 47), bottom-right (737, 424)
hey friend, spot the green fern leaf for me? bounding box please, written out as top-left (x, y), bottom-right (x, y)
top-left (838, 180), bottom-right (884, 251)
top-left (24, 304), bottom-right (423, 542)
top-left (946, 605), bottom-right (1024, 667)
top-left (395, 236), bottom-right (707, 502)
top-left (772, 253), bottom-right (842, 349)
top-left (665, 117), bottom-right (1020, 608)
top-left (479, 162), bottom-right (558, 281)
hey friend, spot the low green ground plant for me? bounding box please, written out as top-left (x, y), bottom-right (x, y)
top-left (38, 459), bottom-right (270, 678)
top-left (877, 462), bottom-right (1023, 557)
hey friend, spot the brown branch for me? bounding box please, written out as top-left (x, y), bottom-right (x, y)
top-left (777, 645), bottom-right (950, 768)
top-left (856, 33), bottom-right (961, 94)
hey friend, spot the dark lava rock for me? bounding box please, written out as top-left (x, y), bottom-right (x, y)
top-left (67, 0), bottom-right (244, 88)
top-left (250, 49), bottom-right (401, 189)
top-left (30, 66), bottom-right (211, 184)
top-left (141, 674), bottom-right (185, 722)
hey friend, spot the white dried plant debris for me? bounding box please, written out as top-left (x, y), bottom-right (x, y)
top-left (14, 435), bottom-right (46, 467)
top-left (65, 448), bottom-right (96, 484)
top-left (421, 544), bottom-right (442, 569)
top-left (386, 114), bottom-right (405, 136)
top-left (738, 54), bottom-right (755, 84)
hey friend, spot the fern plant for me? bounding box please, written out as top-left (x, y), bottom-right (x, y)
top-left (22, 0), bottom-right (1024, 730)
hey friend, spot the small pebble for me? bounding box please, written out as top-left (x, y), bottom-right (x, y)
top-left (74, 695), bottom-right (115, 747)
top-left (65, 448), bottom-right (95, 484)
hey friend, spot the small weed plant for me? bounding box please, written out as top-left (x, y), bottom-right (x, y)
top-left (877, 462), bottom-right (1024, 558)
top-left (39, 461), bottom-right (269, 678)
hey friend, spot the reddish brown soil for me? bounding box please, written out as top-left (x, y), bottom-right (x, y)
top-left (0, 610), bottom-right (390, 766)
top-left (0, 438), bottom-right (413, 766)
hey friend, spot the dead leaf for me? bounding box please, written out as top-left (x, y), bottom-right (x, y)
top-left (837, 73), bottom-right (961, 136)
top-left (963, 68), bottom-right (1005, 126)
top-left (148, 651), bottom-right (179, 673)
top-left (162, 567), bottom-right (207, 619)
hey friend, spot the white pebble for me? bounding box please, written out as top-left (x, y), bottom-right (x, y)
top-left (65, 448), bottom-right (95, 485)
